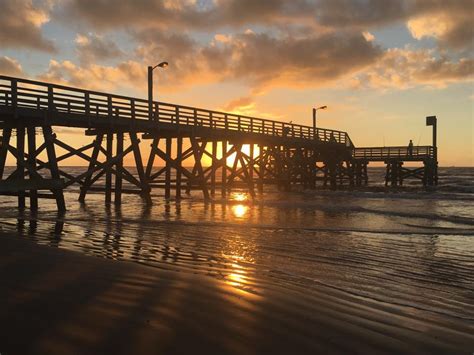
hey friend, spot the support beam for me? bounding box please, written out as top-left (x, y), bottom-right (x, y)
top-left (79, 134), bottom-right (103, 202)
top-left (130, 131), bottom-right (151, 204)
top-left (16, 126), bottom-right (25, 210)
top-left (0, 127), bottom-right (12, 179)
top-left (105, 133), bottom-right (113, 204)
top-left (43, 125), bottom-right (65, 212)
top-left (211, 140), bottom-right (217, 196)
top-left (115, 132), bottom-right (123, 205)
top-left (27, 126), bottom-right (38, 210)
top-left (258, 144), bottom-right (264, 193)
top-left (190, 137), bottom-right (209, 200)
top-left (165, 137), bottom-right (172, 199)
top-left (176, 136), bottom-right (183, 199)
top-left (221, 140), bottom-right (227, 197)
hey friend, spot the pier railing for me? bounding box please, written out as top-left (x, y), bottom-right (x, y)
top-left (0, 76), bottom-right (353, 147)
top-left (353, 146), bottom-right (434, 160)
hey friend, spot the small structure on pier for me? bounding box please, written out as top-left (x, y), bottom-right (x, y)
top-left (0, 76), bottom-right (438, 211)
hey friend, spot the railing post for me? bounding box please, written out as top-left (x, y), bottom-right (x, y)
top-left (155, 102), bottom-right (159, 121)
top-left (238, 116), bottom-right (241, 131)
top-left (210, 112), bottom-right (213, 128)
top-left (11, 79), bottom-right (17, 109)
top-left (225, 114), bottom-right (228, 130)
top-left (131, 99), bottom-right (136, 120)
top-left (175, 106), bottom-right (179, 125)
top-left (250, 117), bottom-right (253, 133)
top-left (85, 92), bottom-right (90, 116)
top-left (108, 95), bottom-right (113, 127)
top-left (272, 121), bottom-right (275, 136)
top-left (48, 85), bottom-right (54, 111)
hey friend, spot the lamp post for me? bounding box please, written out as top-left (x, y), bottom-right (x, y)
top-left (312, 105), bottom-right (327, 129)
top-left (426, 114), bottom-right (438, 162)
top-left (312, 105), bottom-right (327, 139)
top-left (148, 61), bottom-right (168, 120)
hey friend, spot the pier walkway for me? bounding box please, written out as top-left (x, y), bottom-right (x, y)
top-left (0, 76), bottom-right (438, 210)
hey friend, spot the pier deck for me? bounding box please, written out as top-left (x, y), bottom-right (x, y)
top-left (0, 75), bottom-right (438, 210)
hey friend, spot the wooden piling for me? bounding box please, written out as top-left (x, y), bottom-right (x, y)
top-left (221, 140), bottom-right (227, 197)
top-left (16, 126), bottom-right (25, 210)
top-left (115, 132), bottom-right (123, 205)
top-left (176, 136), bottom-right (183, 199)
top-left (105, 133), bottom-right (113, 204)
top-left (165, 137), bottom-right (172, 199)
top-left (27, 126), bottom-right (38, 210)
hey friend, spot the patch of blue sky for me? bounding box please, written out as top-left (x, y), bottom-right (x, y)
top-left (371, 22), bottom-right (437, 51)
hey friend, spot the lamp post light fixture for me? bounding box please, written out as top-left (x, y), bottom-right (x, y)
top-left (148, 61), bottom-right (169, 120)
top-left (312, 105), bottom-right (327, 130)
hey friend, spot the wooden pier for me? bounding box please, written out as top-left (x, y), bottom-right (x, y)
top-left (0, 76), bottom-right (438, 211)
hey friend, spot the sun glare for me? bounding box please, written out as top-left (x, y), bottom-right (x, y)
top-left (232, 204), bottom-right (248, 218)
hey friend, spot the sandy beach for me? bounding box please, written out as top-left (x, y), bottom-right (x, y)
top-left (1, 232), bottom-right (473, 354)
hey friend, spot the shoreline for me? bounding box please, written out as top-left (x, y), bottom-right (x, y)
top-left (1, 232), bottom-right (473, 354)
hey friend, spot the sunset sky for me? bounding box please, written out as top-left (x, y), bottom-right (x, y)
top-left (1, 0), bottom-right (472, 166)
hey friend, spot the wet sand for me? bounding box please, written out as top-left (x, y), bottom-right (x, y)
top-left (1, 233), bottom-right (473, 354)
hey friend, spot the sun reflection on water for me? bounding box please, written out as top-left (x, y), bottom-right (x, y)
top-left (232, 204), bottom-right (248, 218)
top-left (226, 263), bottom-right (248, 288)
top-left (230, 192), bottom-right (249, 219)
top-left (231, 192), bottom-right (248, 202)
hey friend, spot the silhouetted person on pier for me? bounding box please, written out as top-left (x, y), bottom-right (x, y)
top-left (408, 139), bottom-right (413, 157)
top-left (329, 132), bottom-right (337, 143)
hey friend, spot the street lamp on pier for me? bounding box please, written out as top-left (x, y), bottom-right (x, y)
top-left (148, 61), bottom-right (168, 120)
top-left (312, 105), bottom-right (327, 130)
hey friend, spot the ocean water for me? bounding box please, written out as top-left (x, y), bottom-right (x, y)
top-left (0, 167), bottom-right (473, 324)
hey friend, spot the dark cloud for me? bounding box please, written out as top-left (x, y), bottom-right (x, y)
top-left (0, 0), bottom-right (55, 52)
top-left (132, 30), bottom-right (199, 82)
top-left (39, 0), bottom-right (472, 92)
top-left (59, 0), bottom-right (204, 30)
top-left (201, 31), bottom-right (382, 88)
top-left (410, 0), bottom-right (474, 53)
top-left (76, 33), bottom-right (124, 64)
top-left (129, 29), bottom-right (382, 89)
top-left (315, 0), bottom-right (409, 28)
top-left (352, 48), bottom-right (473, 89)
top-left (416, 57), bottom-right (474, 82)
top-left (60, 0), bottom-right (317, 30)
top-left (37, 59), bottom-right (145, 92)
top-left (0, 56), bottom-right (23, 76)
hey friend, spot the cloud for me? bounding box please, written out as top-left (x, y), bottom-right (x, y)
top-left (200, 31), bottom-right (382, 89)
top-left (133, 29), bottom-right (384, 90)
top-left (408, 0), bottom-right (473, 53)
top-left (221, 95), bottom-right (279, 118)
top-left (362, 31), bottom-right (375, 42)
top-left (224, 96), bottom-right (255, 112)
top-left (75, 33), bottom-right (124, 64)
top-left (38, 29), bottom-right (383, 93)
top-left (416, 57), bottom-right (474, 82)
top-left (59, 0), bottom-right (316, 30)
top-left (315, 0), bottom-right (409, 28)
top-left (352, 48), bottom-right (474, 89)
top-left (58, 0), bottom-right (473, 64)
top-left (38, 59), bottom-right (145, 92)
top-left (0, 0), bottom-right (55, 52)
top-left (0, 56), bottom-right (23, 76)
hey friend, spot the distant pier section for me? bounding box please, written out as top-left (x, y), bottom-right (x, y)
top-left (0, 76), bottom-right (438, 211)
